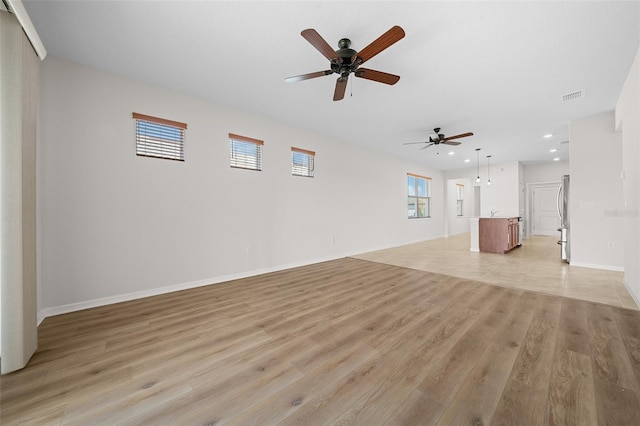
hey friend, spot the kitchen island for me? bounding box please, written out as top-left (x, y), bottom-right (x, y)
top-left (470, 217), bottom-right (521, 254)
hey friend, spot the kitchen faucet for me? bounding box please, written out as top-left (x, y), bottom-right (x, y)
top-left (491, 209), bottom-right (499, 217)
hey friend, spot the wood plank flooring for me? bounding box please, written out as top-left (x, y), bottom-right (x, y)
top-left (2, 257), bottom-right (640, 425)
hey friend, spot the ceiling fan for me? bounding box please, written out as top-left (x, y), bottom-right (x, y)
top-left (403, 128), bottom-right (474, 150)
top-left (285, 26), bottom-right (405, 101)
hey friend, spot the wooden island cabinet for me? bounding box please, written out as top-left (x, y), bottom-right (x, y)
top-left (479, 217), bottom-right (521, 254)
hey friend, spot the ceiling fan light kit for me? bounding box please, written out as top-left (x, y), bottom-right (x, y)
top-left (285, 26), bottom-right (405, 101)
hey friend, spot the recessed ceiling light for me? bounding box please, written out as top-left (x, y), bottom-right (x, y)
top-left (464, 159), bottom-right (470, 163)
top-left (553, 157), bottom-right (560, 161)
top-left (543, 134), bottom-right (553, 138)
top-left (549, 148), bottom-right (558, 153)
top-left (448, 151), bottom-right (455, 156)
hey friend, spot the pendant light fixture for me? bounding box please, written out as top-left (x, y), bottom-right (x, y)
top-left (486, 155), bottom-right (492, 186)
top-left (475, 148), bottom-right (481, 184)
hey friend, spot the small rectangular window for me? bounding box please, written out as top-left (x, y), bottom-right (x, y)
top-left (133, 112), bottom-right (186, 161)
top-left (407, 173), bottom-right (431, 218)
top-left (229, 133), bottom-right (263, 171)
top-left (456, 184), bottom-right (464, 216)
top-left (291, 147), bottom-right (315, 177)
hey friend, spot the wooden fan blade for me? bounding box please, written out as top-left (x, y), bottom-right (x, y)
top-left (356, 26), bottom-right (405, 65)
top-left (333, 76), bottom-right (348, 101)
top-left (443, 141), bottom-right (462, 146)
top-left (444, 132), bottom-right (474, 141)
top-left (301, 29), bottom-right (341, 63)
top-left (355, 68), bottom-right (400, 85)
top-left (420, 143), bottom-right (435, 150)
top-left (285, 70), bottom-right (333, 83)
top-left (403, 141), bottom-right (428, 145)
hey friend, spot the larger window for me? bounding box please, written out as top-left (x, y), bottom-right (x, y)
top-left (407, 173), bottom-right (431, 218)
top-left (229, 133), bottom-right (263, 171)
top-left (133, 112), bottom-right (186, 161)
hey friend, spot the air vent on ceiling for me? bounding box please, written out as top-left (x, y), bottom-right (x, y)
top-left (562, 90), bottom-right (585, 102)
top-left (559, 140), bottom-right (569, 145)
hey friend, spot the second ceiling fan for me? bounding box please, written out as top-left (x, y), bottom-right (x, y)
top-left (404, 128), bottom-right (474, 150)
top-left (285, 26), bottom-right (405, 101)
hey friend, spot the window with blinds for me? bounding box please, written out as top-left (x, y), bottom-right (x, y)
top-left (133, 113), bottom-right (186, 161)
top-left (291, 147), bottom-right (315, 177)
top-left (229, 133), bottom-right (263, 171)
top-left (407, 173), bottom-right (432, 218)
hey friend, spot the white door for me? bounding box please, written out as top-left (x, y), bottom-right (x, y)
top-left (532, 185), bottom-right (561, 236)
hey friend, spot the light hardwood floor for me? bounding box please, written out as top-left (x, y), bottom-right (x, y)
top-left (2, 254), bottom-right (640, 424)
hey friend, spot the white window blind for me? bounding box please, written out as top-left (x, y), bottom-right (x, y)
top-left (291, 147), bottom-right (315, 177)
top-left (133, 112), bottom-right (186, 161)
top-left (229, 133), bottom-right (263, 171)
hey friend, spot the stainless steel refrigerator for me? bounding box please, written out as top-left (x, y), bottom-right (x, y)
top-left (557, 175), bottom-right (570, 263)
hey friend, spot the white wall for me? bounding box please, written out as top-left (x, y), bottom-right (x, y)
top-left (445, 178), bottom-right (473, 236)
top-left (445, 160), bottom-right (521, 218)
top-left (569, 111), bottom-right (624, 271)
top-left (615, 46), bottom-right (640, 305)
top-left (37, 57), bottom-right (446, 315)
top-left (524, 161), bottom-right (569, 184)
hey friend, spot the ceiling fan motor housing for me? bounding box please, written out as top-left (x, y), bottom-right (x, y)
top-left (332, 38), bottom-right (359, 77)
top-left (429, 135), bottom-right (444, 143)
top-left (429, 128), bottom-right (445, 143)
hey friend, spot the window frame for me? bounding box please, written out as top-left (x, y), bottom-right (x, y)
top-left (291, 147), bottom-right (315, 178)
top-left (229, 133), bottom-right (263, 171)
top-left (407, 173), bottom-right (432, 219)
top-left (456, 183), bottom-right (464, 216)
top-left (133, 112), bottom-right (186, 162)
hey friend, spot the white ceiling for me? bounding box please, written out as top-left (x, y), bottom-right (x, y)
top-left (22, 0), bottom-right (640, 170)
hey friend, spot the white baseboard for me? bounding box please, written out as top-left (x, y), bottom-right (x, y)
top-left (37, 235), bottom-right (448, 326)
top-left (623, 280), bottom-right (640, 309)
top-left (569, 261), bottom-right (624, 272)
top-left (37, 274), bottom-right (229, 325)
top-left (444, 231), bottom-right (471, 238)
top-left (37, 254), bottom-right (342, 325)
